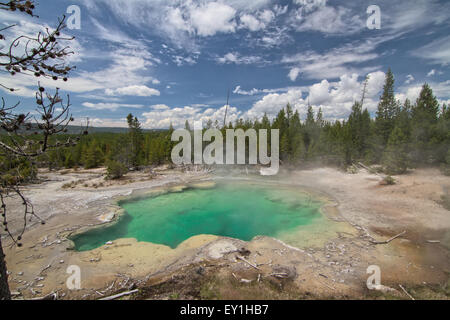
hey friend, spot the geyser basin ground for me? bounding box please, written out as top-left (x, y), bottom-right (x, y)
top-left (72, 181), bottom-right (325, 251)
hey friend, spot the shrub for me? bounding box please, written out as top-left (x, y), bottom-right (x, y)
top-left (106, 160), bottom-right (128, 180)
top-left (381, 175), bottom-right (396, 185)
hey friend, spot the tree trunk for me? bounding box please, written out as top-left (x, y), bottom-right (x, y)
top-left (0, 237), bottom-right (11, 300)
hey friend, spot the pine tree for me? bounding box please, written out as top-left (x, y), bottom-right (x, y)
top-left (127, 113), bottom-right (143, 168)
top-left (304, 105), bottom-right (316, 153)
top-left (411, 84), bottom-right (440, 163)
top-left (376, 68), bottom-right (400, 146)
top-left (382, 126), bottom-right (409, 174)
top-left (289, 110), bottom-right (305, 162)
top-left (84, 140), bottom-right (104, 169)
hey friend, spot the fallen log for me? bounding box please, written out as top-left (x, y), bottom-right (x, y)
top-left (399, 284), bottom-right (415, 300)
top-left (98, 289), bottom-right (138, 301)
top-left (237, 255), bottom-right (261, 270)
top-left (370, 231), bottom-right (406, 245)
top-left (31, 291), bottom-right (58, 300)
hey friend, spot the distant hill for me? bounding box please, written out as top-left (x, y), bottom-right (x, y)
top-left (66, 125), bottom-right (161, 134)
top-left (1, 124), bottom-right (164, 135)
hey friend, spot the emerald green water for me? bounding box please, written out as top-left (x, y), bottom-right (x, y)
top-left (72, 182), bottom-right (322, 251)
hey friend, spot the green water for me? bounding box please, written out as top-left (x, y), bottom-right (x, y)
top-left (72, 182), bottom-right (322, 251)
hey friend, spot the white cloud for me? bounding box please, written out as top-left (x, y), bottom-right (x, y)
top-left (405, 74), bottom-right (415, 84)
top-left (426, 69), bottom-right (443, 77)
top-left (173, 55), bottom-right (198, 66)
top-left (240, 14), bottom-right (264, 31)
top-left (288, 68), bottom-right (302, 81)
top-left (385, 0), bottom-right (449, 34)
top-left (246, 89), bottom-right (305, 120)
top-left (282, 41), bottom-right (380, 79)
top-left (246, 71), bottom-right (386, 121)
top-left (189, 2), bottom-right (237, 36)
top-left (150, 104), bottom-right (170, 110)
top-left (233, 86), bottom-right (260, 96)
top-left (88, 118), bottom-right (129, 128)
top-left (412, 35), bottom-right (450, 65)
top-left (142, 104), bottom-right (241, 129)
top-left (216, 52), bottom-right (263, 65)
top-left (395, 86), bottom-right (422, 104)
top-left (291, 1), bottom-right (364, 35)
top-left (78, 0), bottom-right (274, 50)
top-left (105, 85), bottom-right (160, 97)
top-left (239, 9), bottom-right (274, 31)
top-left (82, 102), bottom-right (144, 111)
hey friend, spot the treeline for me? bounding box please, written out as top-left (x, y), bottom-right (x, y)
top-left (39, 69), bottom-right (450, 176)
top-left (2, 69), bottom-right (449, 181)
top-left (263, 69), bottom-right (450, 174)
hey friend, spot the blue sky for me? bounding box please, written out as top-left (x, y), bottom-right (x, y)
top-left (1, 0), bottom-right (449, 128)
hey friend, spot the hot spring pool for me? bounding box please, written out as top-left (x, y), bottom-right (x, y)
top-left (71, 182), bottom-right (323, 251)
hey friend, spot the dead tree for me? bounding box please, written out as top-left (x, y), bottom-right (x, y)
top-left (0, 1), bottom-right (85, 300)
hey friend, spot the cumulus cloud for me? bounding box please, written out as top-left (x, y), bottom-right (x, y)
top-left (142, 104), bottom-right (241, 129)
top-left (189, 2), bottom-right (237, 36)
top-left (397, 80), bottom-right (450, 105)
top-left (245, 72), bottom-right (386, 121)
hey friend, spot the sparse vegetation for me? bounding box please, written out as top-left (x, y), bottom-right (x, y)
top-left (382, 175), bottom-right (396, 186)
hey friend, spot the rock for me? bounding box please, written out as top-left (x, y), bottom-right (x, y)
top-left (59, 260), bottom-right (64, 264)
top-left (195, 266), bottom-right (205, 275)
top-left (17, 272), bottom-right (24, 276)
top-left (205, 239), bottom-right (240, 259)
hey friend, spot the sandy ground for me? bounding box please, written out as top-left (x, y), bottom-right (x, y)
top-left (2, 166), bottom-right (449, 300)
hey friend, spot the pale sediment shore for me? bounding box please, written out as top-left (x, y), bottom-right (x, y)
top-left (2, 166), bottom-right (449, 299)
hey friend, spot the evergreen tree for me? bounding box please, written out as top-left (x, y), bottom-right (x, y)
top-left (289, 110), bottom-right (305, 162)
top-left (84, 140), bottom-right (104, 169)
top-left (411, 84), bottom-right (440, 163)
top-left (376, 68), bottom-right (400, 146)
top-left (127, 113), bottom-right (143, 168)
top-left (382, 126), bottom-right (409, 174)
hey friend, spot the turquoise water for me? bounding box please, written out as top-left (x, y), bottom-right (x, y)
top-left (71, 182), bottom-right (322, 251)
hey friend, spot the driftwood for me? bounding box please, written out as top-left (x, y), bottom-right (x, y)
top-left (370, 231), bottom-right (406, 245)
top-left (357, 162), bottom-right (383, 177)
top-left (237, 255), bottom-right (261, 270)
top-left (98, 289), bottom-right (138, 301)
top-left (426, 240), bottom-right (440, 244)
top-left (270, 273), bottom-right (289, 279)
top-left (399, 284), bottom-right (415, 300)
top-left (31, 291), bottom-right (58, 300)
top-left (240, 278), bottom-right (253, 284)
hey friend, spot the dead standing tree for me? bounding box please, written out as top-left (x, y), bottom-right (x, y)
top-left (0, 0), bottom-right (85, 300)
